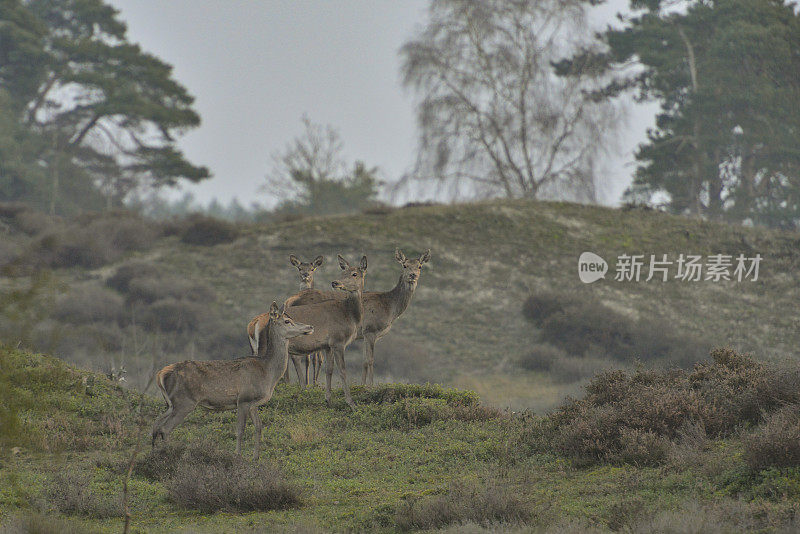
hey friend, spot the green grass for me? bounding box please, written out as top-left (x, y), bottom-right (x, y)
top-left (2, 347), bottom-right (799, 532)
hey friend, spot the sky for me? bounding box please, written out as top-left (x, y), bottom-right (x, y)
top-left (108, 0), bottom-right (656, 207)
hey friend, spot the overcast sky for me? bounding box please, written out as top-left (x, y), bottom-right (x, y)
top-left (109, 1), bottom-right (655, 207)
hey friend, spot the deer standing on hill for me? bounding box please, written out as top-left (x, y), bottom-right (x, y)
top-left (152, 302), bottom-right (313, 459)
top-left (274, 255), bottom-right (366, 409)
top-left (285, 248), bottom-right (430, 386)
top-left (247, 255), bottom-right (324, 385)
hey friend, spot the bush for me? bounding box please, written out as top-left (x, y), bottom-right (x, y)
top-left (515, 343), bottom-right (565, 372)
top-left (745, 404), bottom-right (800, 471)
top-left (372, 338), bottom-right (438, 382)
top-left (139, 298), bottom-right (212, 332)
top-left (528, 349), bottom-right (800, 466)
top-left (106, 261), bottom-right (163, 293)
top-left (522, 290), bottom-right (709, 367)
top-left (13, 210), bottom-right (59, 236)
top-left (548, 355), bottom-right (617, 384)
top-left (178, 214), bottom-right (240, 246)
top-left (27, 212), bottom-right (160, 269)
top-left (52, 286), bottom-right (124, 325)
top-left (44, 470), bottom-right (122, 518)
top-left (395, 479), bottom-right (532, 530)
top-left (159, 444), bottom-right (301, 512)
top-left (0, 512), bottom-right (103, 534)
top-left (125, 276), bottom-right (215, 305)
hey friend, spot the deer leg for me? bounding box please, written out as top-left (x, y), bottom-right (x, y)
top-left (325, 348), bottom-right (334, 406)
top-left (291, 354), bottom-right (306, 389)
top-left (315, 352), bottom-right (323, 386)
top-left (235, 403), bottom-right (249, 456)
top-left (304, 355), bottom-right (311, 386)
top-left (362, 334), bottom-right (376, 386)
top-left (249, 404), bottom-right (263, 461)
top-left (334, 346), bottom-right (356, 410)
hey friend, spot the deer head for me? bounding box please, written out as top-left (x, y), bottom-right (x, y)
top-left (268, 301), bottom-right (313, 338)
top-left (332, 254), bottom-right (367, 293)
top-left (395, 248), bottom-right (431, 289)
top-left (289, 254), bottom-right (324, 289)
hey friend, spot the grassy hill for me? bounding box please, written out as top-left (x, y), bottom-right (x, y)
top-left (2, 346), bottom-right (799, 532)
top-left (1, 199), bottom-right (800, 411)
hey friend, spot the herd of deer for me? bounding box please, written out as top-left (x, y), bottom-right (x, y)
top-left (150, 248), bottom-right (431, 459)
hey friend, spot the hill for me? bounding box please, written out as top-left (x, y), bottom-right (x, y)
top-left (1, 200), bottom-right (799, 411)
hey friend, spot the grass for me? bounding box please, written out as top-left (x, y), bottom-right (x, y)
top-left (4, 199), bottom-right (800, 410)
top-left (1, 347), bottom-right (799, 532)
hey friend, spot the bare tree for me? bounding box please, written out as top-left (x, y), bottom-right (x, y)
top-left (399, 0), bottom-right (621, 201)
top-left (266, 115), bottom-right (347, 202)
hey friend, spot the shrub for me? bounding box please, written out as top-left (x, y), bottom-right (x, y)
top-left (0, 512), bottom-right (103, 534)
top-left (165, 454), bottom-right (301, 512)
top-left (529, 349), bottom-right (800, 466)
top-left (178, 215), bottom-right (239, 246)
top-left (125, 276), bottom-right (215, 305)
top-left (515, 343), bottom-right (564, 372)
top-left (395, 479), bottom-right (532, 530)
top-left (52, 286), bottom-right (124, 325)
top-left (27, 212), bottom-right (159, 269)
top-left (548, 355), bottom-right (617, 384)
top-left (139, 299), bottom-right (211, 332)
top-left (44, 470), bottom-right (122, 518)
top-left (106, 261), bottom-right (163, 293)
top-left (372, 338), bottom-right (437, 382)
top-left (745, 404), bottom-right (800, 471)
top-left (0, 240), bottom-right (19, 269)
top-left (521, 291), bottom-right (581, 326)
top-left (522, 290), bottom-right (709, 367)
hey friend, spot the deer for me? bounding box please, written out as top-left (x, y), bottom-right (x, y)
top-left (285, 248), bottom-right (431, 386)
top-left (247, 254), bottom-right (325, 385)
top-left (152, 302), bottom-right (313, 460)
top-left (274, 254), bottom-right (367, 409)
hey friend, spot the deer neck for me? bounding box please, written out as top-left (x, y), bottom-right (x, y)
top-left (343, 288), bottom-right (363, 325)
top-left (302, 279), bottom-right (314, 290)
top-left (261, 322), bottom-right (290, 377)
top-left (386, 276), bottom-right (416, 321)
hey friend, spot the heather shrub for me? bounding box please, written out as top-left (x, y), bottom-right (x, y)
top-left (178, 214), bottom-right (240, 246)
top-left (530, 349), bottom-right (800, 466)
top-left (522, 291), bottom-right (709, 367)
top-left (515, 343), bottom-right (565, 372)
top-left (51, 286), bottom-right (124, 325)
top-left (44, 470), bottom-right (122, 518)
top-left (106, 261), bottom-right (163, 293)
top-left (395, 479), bottom-right (531, 530)
top-left (125, 276), bottom-right (215, 305)
top-left (139, 298), bottom-right (212, 332)
top-left (27, 212), bottom-right (159, 269)
top-left (163, 448), bottom-right (300, 512)
top-left (745, 404), bottom-right (800, 471)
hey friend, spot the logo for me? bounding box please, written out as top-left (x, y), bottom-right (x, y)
top-left (578, 252), bottom-right (608, 284)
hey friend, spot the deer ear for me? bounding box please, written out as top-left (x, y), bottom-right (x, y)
top-left (395, 248), bottom-right (406, 263)
top-left (360, 255), bottom-right (368, 272)
top-left (337, 254), bottom-right (349, 270)
top-left (289, 254), bottom-right (300, 267)
top-left (269, 301), bottom-right (280, 318)
top-left (419, 249), bottom-right (431, 264)
top-left (313, 255), bottom-right (324, 269)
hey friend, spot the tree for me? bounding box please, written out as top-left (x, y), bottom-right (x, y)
top-left (266, 116), bottom-right (381, 216)
top-left (0, 0), bottom-right (209, 213)
top-left (398, 0), bottom-right (622, 201)
top-left (568, 0), bottom-right (800, 227)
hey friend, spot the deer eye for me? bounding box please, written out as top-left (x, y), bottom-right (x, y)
top-left (352, 272), bottom-right (357, 277)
